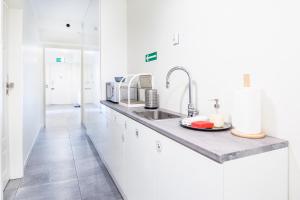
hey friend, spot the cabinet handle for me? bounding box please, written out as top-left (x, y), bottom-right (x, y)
top-left (124, 122), bottom-right (127, 129)
top-left (114, 116), bottom-right (117, 121)
top-left (121, 134), bottom-right (125, 142)
top-left (135, 129), bottom-right (139, 137)
top-left (156, 141), bottom-right (162, 153)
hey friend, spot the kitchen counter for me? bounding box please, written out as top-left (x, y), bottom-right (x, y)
top-left (101, 100), bottom-right (288, 163)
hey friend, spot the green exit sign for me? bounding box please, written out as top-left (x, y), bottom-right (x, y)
top-left (56, 57), bottom-right (64, 63)
top-left (145, 52), bottom-right (157, 62)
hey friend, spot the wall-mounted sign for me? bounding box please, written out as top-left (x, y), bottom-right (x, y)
top-left (145, 52), bottom-right (157, 62)
top-left (56, 57), bottom-right (64, 63)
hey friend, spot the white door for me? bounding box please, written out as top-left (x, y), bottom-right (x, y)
top-left (47, 63), bottom-right (72, 105)
top-left (1, 1), bottom-right (9, 189)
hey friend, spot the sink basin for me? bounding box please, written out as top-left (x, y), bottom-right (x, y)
top-left (133, 110), bottom-right (181, 120)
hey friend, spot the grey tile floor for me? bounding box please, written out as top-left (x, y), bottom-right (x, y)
top-left (4, 105), bottom-right (123, 200)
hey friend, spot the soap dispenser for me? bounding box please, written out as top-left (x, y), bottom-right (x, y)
top-left (209, 99), bottom-right (225, 128)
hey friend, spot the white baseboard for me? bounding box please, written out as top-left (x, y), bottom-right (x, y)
top-left (23, 125), bottom-right (44, 167)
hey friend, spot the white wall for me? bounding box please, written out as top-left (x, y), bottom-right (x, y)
top-left (127, 0), bottom-right (300, 199)
top-left (99, 0), bottom-right (127, 99)
top-left (22, 0), bottom-right (43, 166)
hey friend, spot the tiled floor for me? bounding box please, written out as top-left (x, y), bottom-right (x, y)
top-left (4, 105), bottom-right (123, 200)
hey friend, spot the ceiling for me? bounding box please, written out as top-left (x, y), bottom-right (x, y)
top-left (30, 0), bottom-right (99, 46)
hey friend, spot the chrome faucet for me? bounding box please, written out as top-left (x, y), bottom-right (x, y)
top-left (166, 66), bottom-right (198, 117)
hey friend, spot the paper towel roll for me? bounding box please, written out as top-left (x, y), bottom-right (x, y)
top-left (232, 88), bottom-right (261, 134)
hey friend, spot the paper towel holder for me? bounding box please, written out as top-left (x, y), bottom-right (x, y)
top-left (231, 129), bottom-right (266, 139)
top-left (231, 73), bottom-right (266, 139)
top-left (243, 73), bottom-right (251, 87)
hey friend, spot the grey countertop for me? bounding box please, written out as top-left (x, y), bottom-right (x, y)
top-left (101, 100), bottom-right (288, 163)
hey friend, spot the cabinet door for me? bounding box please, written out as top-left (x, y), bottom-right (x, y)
top-left (110, 111), bottom-right (125, 186)
top-left (224, 148), bottom-right (288, 200)
top-left (155, 134), bottom-right (223, 200)
top-left (123, 119), bottom-right (156, 200)
top-left (97, 104), bottom-right (107, 155)
top-left (134, 124), bottom-right (157, 200)
top-left (106, 110), bottom-right (119, 172)
top-left (92, 104), bottom-right (107, 155)
top-left (102, 107), bottom-right (113, 166)
top-left (85, 104), bottom-right (107, 156)
top-left (123, 119), bottom-right (139, 200)
top-left (84, 104), bottom-right (99, 142)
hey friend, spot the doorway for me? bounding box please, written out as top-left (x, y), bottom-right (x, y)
top-left (44, 48), bottom-right (82, 127)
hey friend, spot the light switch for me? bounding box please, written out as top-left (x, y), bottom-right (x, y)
top-left (172, 33), bottom-right (179, 46)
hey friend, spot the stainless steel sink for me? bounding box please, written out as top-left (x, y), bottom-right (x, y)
top-left (133, 110), bottom-right (181, 120)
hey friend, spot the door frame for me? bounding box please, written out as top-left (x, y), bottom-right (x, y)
top-left (42, 46), bottom-right (83, 128)
top-left (1, 0), bottom-right (9, 194)
top-left (0, 0), bottom-right (3, 196)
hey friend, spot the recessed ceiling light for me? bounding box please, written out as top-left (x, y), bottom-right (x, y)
top-left (66, 23), bottom-right (71, 28)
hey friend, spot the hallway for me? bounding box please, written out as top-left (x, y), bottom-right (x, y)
top-left (4, 105), bottom-right (122, 200)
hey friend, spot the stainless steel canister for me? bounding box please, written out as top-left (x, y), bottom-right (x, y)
top-left (145, 89), bottom-right (159, 109)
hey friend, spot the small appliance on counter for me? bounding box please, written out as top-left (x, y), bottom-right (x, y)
top-left (106, 77), bottom-right (136, 103)
top-left (106, 82), bottom-right (120, 103)
top-left (145, 89), bottom-right (159, 109)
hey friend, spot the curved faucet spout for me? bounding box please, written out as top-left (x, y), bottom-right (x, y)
top-left (165, 66), bottom-right (198, 117)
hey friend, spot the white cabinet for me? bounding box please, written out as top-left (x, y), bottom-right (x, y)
top-left (122, 115), bottom-right (222, 200)
top-left (99, 105), bottom-right (107, 154)
top-left (223, 148), bottom-right (288, 200)
top-left (94, 104), bottom-right (107, 155)
top-left (102, 107), bottom-right (113, 167)
top-left (90, 105), bottom-right (288, 200)
top-left (122, 119), bottom-right (138, 200)
top-left (101, 108), bottom-right (124, 182)
top-left (110, 111), bottom-right (125, 188)
top-left (85, 104), bottom-right (108, 156)
top-left (124, 120), bottom-right (156, 200)
top-left (155, 133), bottom-right (223, 200)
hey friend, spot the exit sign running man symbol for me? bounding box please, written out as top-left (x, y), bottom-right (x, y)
top-left (145, 52), bottom-right (157, 62)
